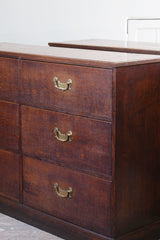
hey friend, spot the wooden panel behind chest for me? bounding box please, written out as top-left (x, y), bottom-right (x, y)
top-left (23, 156), bottom-right (112, 236)
top-left (0, 57), bottom-right (18, 102)
top-left (21, 60), bottom-right (112, 121)
top-left (0, 149), bottom-right (19, 200)
top-left (0, 101), bottom-right (19, 152)
top-left (21, 105), bottom-right (112, 178)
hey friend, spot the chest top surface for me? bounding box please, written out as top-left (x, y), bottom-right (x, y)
top-left (1, 42), bottom-right (160, 68)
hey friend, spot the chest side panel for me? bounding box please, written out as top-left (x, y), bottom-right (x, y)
top-left (115, 63), bottom-right (160, 236)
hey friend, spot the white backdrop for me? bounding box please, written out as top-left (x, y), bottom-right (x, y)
top-left (0, 0), bottom-right (160, 46)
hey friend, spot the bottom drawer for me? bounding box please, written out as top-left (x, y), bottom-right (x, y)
top-left (0, 149), bottom-right (19, 200)
top-left (23, 156), bottom-right (112, 236)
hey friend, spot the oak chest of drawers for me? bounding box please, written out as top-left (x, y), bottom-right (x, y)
top-left (0, 42), bottom-right (160, 240)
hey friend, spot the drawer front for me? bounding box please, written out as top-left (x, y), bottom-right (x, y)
top-left (23, 156), bottom-right (112, 236)
top-left (0, 149), bottom-right (19, 200)
top-left (22, 105), bottom-right (112, 178)
top-left (0, 57), bottom-right (18, 102)
top-left (0, 101), bottom-right (19, 151)
top-left (21, 60), bottom-right (112, 121)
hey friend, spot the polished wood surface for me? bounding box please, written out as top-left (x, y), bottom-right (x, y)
top-left (48, 39), bottom-right (160, 55)
top-left (0, 101), bottom-right (19, 152)
top-left (23, 156), bottom-right (112, 236)
top-left (21, 60), bottom-right (112, 121)
top-left (0, 197), bottom-right (160, 240)
top-left (1, 42), bottom-right (160, 68)
top-left (0, 57), bottom-right (18, 102)
top-left (21, 105), bottom-right (112, 178)
top-left (0, 42), bottom-right (160, 240)
top-left (0, 149), bottom-right (19, 200)
top-left (114, 63), bottom-right (160, 236)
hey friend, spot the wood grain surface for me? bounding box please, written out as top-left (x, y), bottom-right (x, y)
top-left (0, 42), bottom-right (160, 240)
top-left (0, 195), bottom-right (160, 240)
top-left (0, 149), bottom-right (19, 200)
top-left (21, 60), bottom-right (112, 121)
top-left (48, 39), bottom-right (160, 55)
top-left (21, 105), bottom-right (112, 179)
top-left (0, 57), bottom-right (18, 102)
top-left (114, 63), bottom-right (160, 236)
top-left (0, 101), bottom-right (19, 152)
top-left (23, 156), bottom-right (112, 236)
top-left (1, 43), bottom-right (160, 68)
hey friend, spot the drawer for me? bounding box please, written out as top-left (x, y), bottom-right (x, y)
top-left (0, 149), bottom-right (19, 200)
top-left (0, 101), bottom-right (19, 152)
top-left (0, 57), bottom-right (18, 102)
top-left (23, 156), bottom-right (112, 236)
top-left (22, 105), bottom-right (112, 178)
top-left (21, 60), bottom-right (112, 121)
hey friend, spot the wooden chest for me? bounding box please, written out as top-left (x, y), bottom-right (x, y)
top-left (0, 42), bottom-right (160, 240)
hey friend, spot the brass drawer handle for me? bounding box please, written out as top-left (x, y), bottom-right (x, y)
top-left (54, 182), bottom-right (72, 198)
top-left (53, 77), bottom-right (72, 91)
top-left (54, 127), bottom-right (72, 142)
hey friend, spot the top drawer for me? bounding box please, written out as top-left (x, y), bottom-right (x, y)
top-left (21, 61), bottom-right (112, 121)
top-left (0, 57), bottom-right (18, 102)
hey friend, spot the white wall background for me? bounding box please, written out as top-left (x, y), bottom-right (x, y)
top-left (0, 0), bottom-right (160, 46)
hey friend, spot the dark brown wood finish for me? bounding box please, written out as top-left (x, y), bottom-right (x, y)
top-left (0, 196), bottom-right (160, 240)
top-left (48, 39), bottom-right (160, 55)
top-left (0, 57), bottom-right (18, 102)
top-left (21, 105), bottom-right (112, 178)
top-left (0, 42), bottom-right (160, 240)
top-left (0, 100), bottom-right (19, 152)
top-left (23, 156), bottom-right (112, 236)
top-left (1, 42), bottom-right (160, 68)
top-left (114, 63), bottom-right (160, 236)
top-left (21, 60), bottom-right (112, 121)
top-left (0, 149), bottom-right (19, 200)
top-left (18, 59), bottom-right (23, 203)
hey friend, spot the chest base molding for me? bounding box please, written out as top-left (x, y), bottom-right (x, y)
top-left (0, 196), bottom-right (159, 240)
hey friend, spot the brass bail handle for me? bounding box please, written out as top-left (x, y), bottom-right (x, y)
top-left (53, 77), bottom-right (72, 91)
top-left (54, 182), bottom-right (72, 198)
top-left (54, 127), bottom-right (72, 142)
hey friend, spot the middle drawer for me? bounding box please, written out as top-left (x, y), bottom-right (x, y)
top-left (21, 105), bottom-right (112, 178)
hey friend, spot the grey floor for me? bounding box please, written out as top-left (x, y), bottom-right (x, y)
top-left (0, 213), bottom-right (63, 240)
